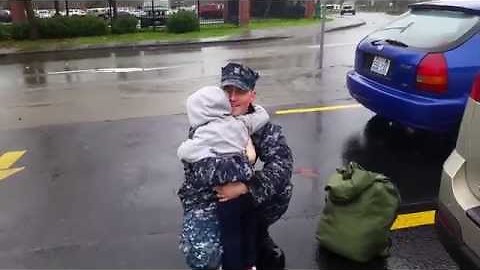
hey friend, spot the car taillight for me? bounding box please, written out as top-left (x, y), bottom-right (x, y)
top-left (471, 74), bottom-right (480, 102)
top-left (416, 53), bottom-right (448, 94)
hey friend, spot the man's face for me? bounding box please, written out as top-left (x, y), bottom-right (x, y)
top-left (224, 85), bottom-right (256, 116)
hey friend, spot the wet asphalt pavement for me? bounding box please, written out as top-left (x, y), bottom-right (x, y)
top-left (0, 107), bottom-right (457, 269)
top-left (0, 14), bottom-right (376, 129)
top-left (0, 13), bottom-right (461, 269)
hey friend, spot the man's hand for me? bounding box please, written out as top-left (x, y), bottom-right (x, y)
top-left (245, 138), bottom-right (257, 164)
top-left (215, 182), bottom-right (248, 202)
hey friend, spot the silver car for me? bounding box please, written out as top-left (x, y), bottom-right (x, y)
top-left (436, 74), bottom-right (480, 269)
top-left (340, 4), bottom-right (355, 15)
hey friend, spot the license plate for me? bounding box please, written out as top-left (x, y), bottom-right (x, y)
top-left (370, 56), bottom-right (391, 76)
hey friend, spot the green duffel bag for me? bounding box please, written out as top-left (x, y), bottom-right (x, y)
top-left (316, 162), bottom-right (401, 263)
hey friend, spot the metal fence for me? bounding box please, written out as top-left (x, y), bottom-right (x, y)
top-left (252, 0), bottom-right (306, 19)
top-left (30, 0), bottom-right (228, 27)
top-left (198, 1), bottom-right (226, 26)
top-left (28, 0), bottom-right (317, 27)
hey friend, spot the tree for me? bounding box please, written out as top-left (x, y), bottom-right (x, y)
top-left (112, 0), bottom-right (117, 18)
top-left (108, 0), bottom-right (117, 19)
top-left (65, 0), bottom-right (69, 16)
top-left (54, 0), bottom-right (60, 16)
top-left (24, 0), bottom-right (38, 39)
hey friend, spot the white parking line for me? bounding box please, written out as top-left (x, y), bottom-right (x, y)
top-left (47, 65), bottom-right (183, 75)
top-left (307, 42), bottom-right (356, 49)
top-left (47, 69), bottom-right (92, 75)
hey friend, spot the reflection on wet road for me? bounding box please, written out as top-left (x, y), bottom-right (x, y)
top-left (344, 115), bottom-right (455, 208)
top-left (0, 13), bottom-right (395, 130)
top-left (270, 108), bottom-right (457, 269)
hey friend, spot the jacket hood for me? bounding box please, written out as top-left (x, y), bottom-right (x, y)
top-left (186, 86), bottom-right (231, 127)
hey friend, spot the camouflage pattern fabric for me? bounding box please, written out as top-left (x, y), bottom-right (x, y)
top-left (178, 122), bottom-right (294, 269)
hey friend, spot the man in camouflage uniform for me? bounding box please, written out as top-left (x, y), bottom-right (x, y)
top-left (178, 62), bottom-right (294, 269)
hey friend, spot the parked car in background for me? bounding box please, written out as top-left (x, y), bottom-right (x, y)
top-left (140, 8), bottom-right (168, 27)
top-left (436, 73), bottom-right (480, 269)
top-left (35, 9), bottom-right (53, 19)
top-left (199, 3), bottom-right (223, 19)
top-left (96, 9), bottom-right (137, 20)
top-left (129, 9), bottom-right (146, 18)
top-left (71, 9), bottom-right (87, 16)
top-left (340, 4), bottom-right (356, 15)
top-left (323, 4), bottom-right (340, 12)
top-left (0, 9), bottom-right (11, 23)
top-left (168, 5), bottom-right (196, 16)
top-left (87, 7), bottom-right (107, 17)
top-left (347, 1), bottom-right (480, 133)
top-left (61, 9), bottom-right (86, 16)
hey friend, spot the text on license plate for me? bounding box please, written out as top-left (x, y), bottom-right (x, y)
top-left (370, 56), bottom-right (391, 76)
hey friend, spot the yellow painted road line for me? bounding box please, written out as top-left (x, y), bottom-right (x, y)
top-left (391, 210), bottom-right (436, 230)
top-left (0, 150), bottom-right (27, 181)
top-left (0, 168), bottom-right (25, 181)
top-left (0, 151), bottom-right (26, 170)
top-left (275, 104), bottom-right (362, 115)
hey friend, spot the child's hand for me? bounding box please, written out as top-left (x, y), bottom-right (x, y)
top-left (245, 138), bottom-right (256, 164)
top-left (215, 183), bottom-right (248, 202)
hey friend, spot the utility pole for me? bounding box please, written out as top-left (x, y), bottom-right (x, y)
top-left (151, 0), bottom-right (154, 22)
top-left (318, 0), bottom-right (326, 69)
top-left (112, 0), bottom-right (117, 19)
top-left (24, 0), bottom-right (38, 39)
top-left (65, 0), bottom-right (69, 16)
top-left (197, 0), bottom-right (200, 18)
top-left (54, 0), bottom-right (60, 16)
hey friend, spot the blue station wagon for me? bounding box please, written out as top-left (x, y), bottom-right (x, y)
top-left (347, 1), bottom-right (480, 133)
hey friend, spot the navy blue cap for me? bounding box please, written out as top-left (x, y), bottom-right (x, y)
top-left (220, 63), bottom-right (260, 91)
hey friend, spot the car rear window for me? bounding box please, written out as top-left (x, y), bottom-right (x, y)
top-left (367, 9), bottom-right (480, 49)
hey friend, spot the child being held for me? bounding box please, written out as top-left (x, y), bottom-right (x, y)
top-left (177, 85), bottom-right (269, 270)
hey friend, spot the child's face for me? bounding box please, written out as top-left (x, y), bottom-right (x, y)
top-left (224, 86), bottom-right (256, 116)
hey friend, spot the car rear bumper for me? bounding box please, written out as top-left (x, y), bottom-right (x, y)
top-left (437, 153), bottom-right (480, 269)
top-left (436, 206), bottom-right (480, 270)
top-left (347, 70), bottom-right (465, 132)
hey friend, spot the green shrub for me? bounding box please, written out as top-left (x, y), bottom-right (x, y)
top-left (111, 15), bottom-right (138, 34)
top-left (11, 22), bottom-right (31, 40)
top-left (166, 10), bottom-right (199, 33)
top-left (68, 15), bottom-right (107, 37)
top-left (38, 15), bottom-right (107, 38)
top-left (37, 17), bottom-right (69, 38)
top-left (282, 4), bottom-right (305, 19)
top-left (0, 24), bottom-right (12, 40)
